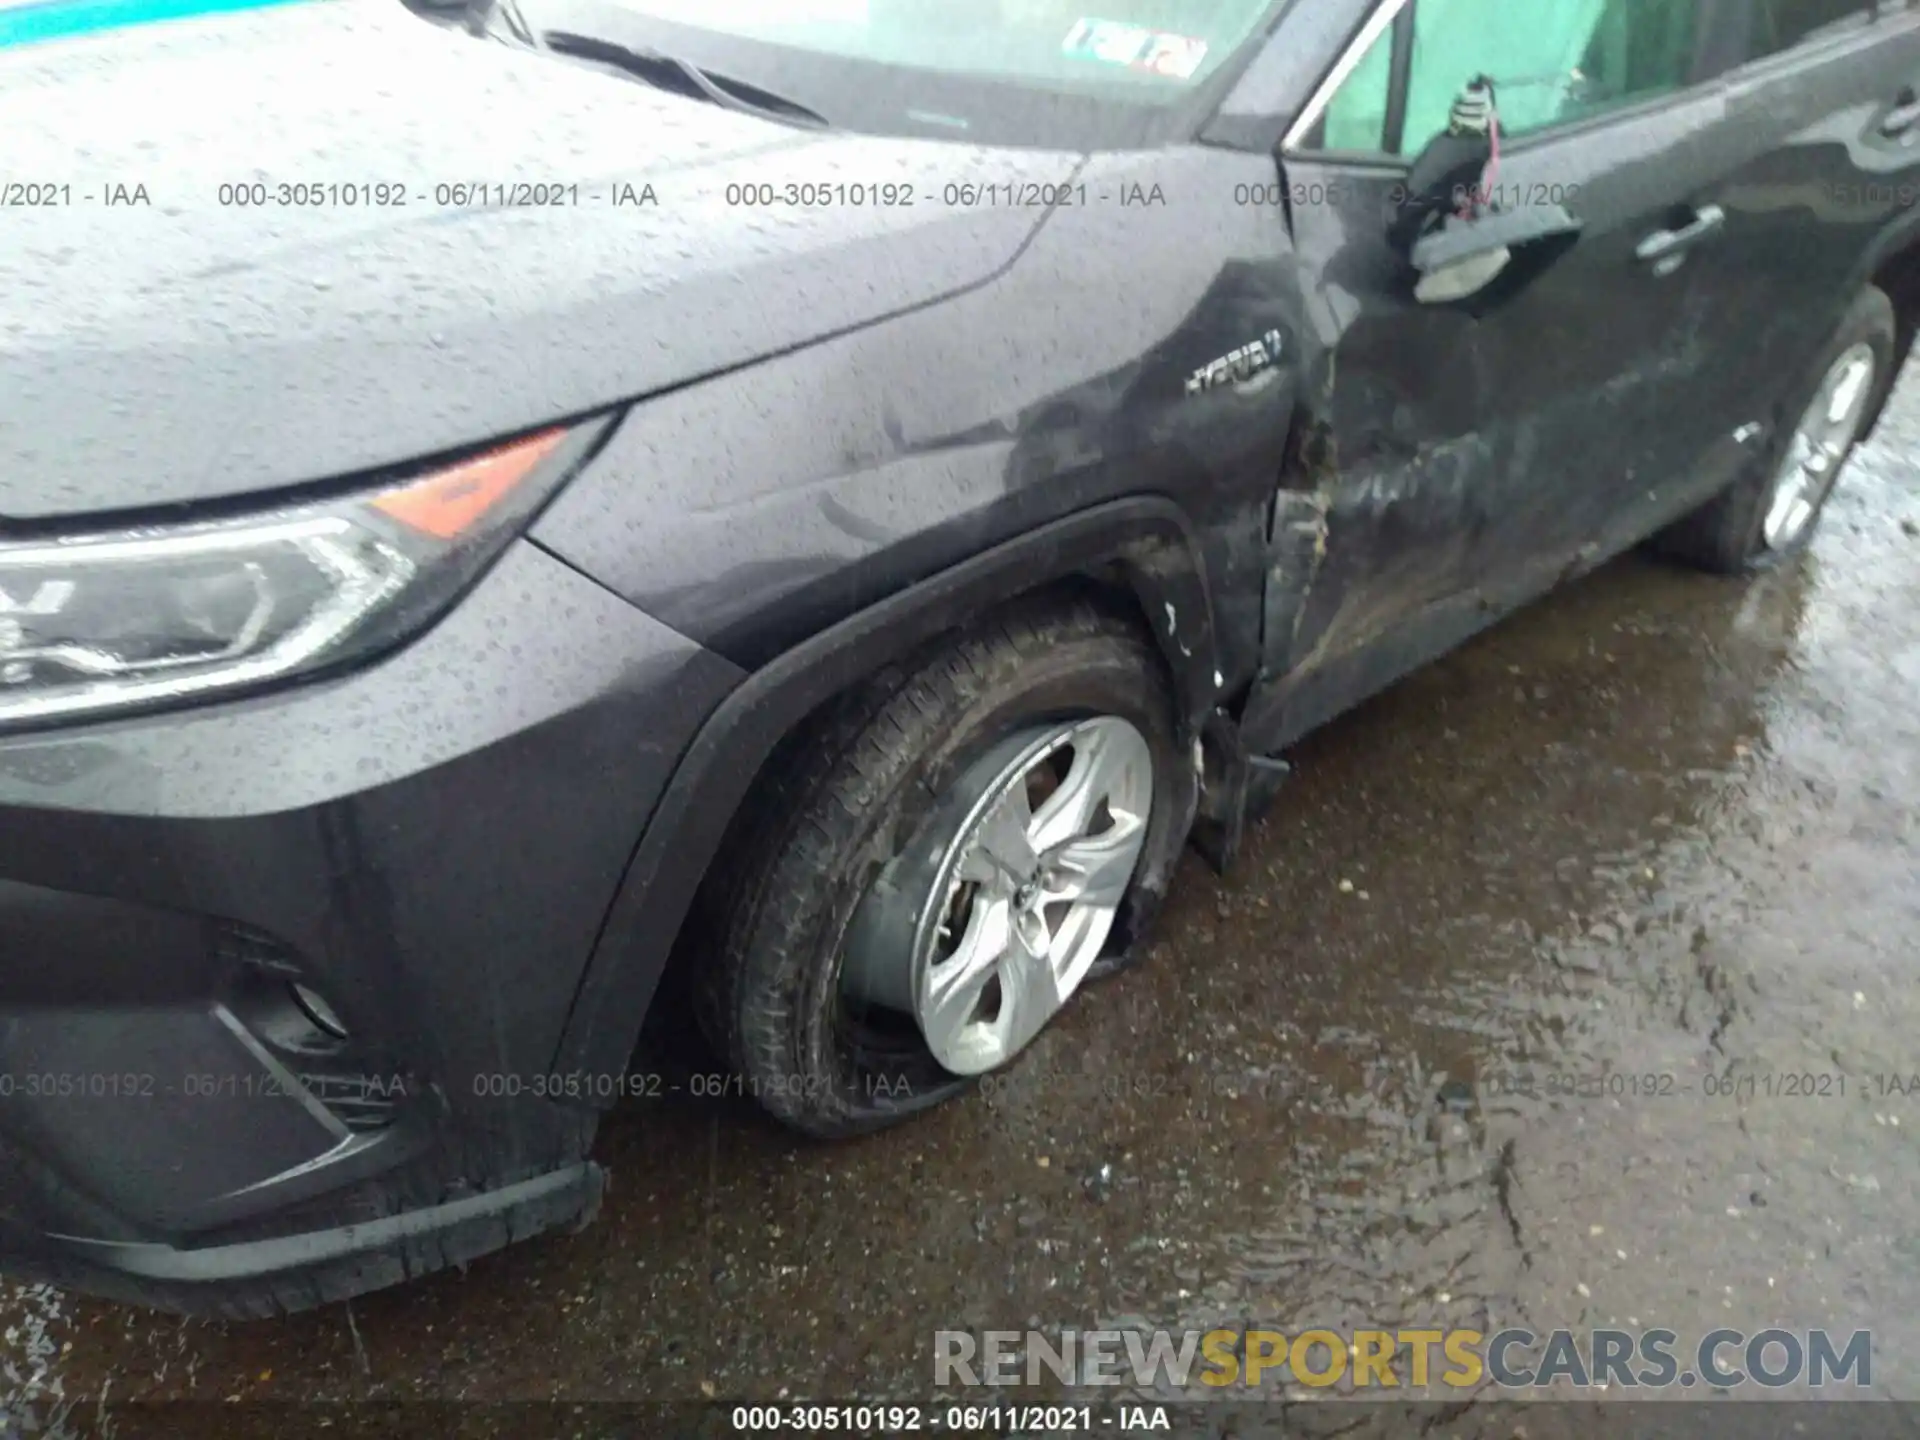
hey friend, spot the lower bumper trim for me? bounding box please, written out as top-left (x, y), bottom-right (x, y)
top-left (52, 1161), bottom-right (603, 1284)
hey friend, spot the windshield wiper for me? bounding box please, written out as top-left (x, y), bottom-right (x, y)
top-left (542, 31), bottom-right (831, 130)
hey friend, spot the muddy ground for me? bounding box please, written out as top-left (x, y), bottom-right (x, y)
top-left (2, 375), bottom-right (1916, 1438)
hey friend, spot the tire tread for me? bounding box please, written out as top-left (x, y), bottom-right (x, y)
top-left (691, 594), bottom-right (1178, 1136)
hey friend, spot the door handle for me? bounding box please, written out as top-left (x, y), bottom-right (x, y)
top-left (1879, 88), bottom-right (1920, 138)
top-left (1635, 204), bottom-right (1726, 267)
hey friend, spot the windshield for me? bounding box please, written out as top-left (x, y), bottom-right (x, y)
top-left (614, 0), bottom-right (1268, 88)
top-left (532, 0), bottom-right (1284, 146)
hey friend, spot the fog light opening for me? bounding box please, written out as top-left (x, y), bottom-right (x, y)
top-left (290, 982), bottom-right (350, 1039)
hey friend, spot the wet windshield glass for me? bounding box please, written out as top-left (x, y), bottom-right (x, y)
top-left (597, 0), bottom-right (1276, 94)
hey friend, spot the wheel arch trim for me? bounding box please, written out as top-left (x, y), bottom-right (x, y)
top-left (550, 495), bottom-right (1222, 1080)
top-left (1853, 217), bottom-right (1920, 443)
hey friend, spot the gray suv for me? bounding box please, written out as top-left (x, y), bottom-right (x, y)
top-left (0, 0), bottom-right (1915, 1314)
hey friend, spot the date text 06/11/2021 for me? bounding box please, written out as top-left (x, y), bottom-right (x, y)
top-left (1477, 1069), bottom-right (1920, 1099)
top-left (0, 1068), bottom-right (1913, 1105)
top-left (727, 1404), bottom-right (1162, 1433)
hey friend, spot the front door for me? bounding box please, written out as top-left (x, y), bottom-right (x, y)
top-left (1250, 0), bottom-right (1752, 739)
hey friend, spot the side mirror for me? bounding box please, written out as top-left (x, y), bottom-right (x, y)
top-left (1410, 203), bottom-right (1584, 304)
top-left (1389, 80), bottom-right (1585, 304)
top-left (1388, 127), bottom-right (1494, 256)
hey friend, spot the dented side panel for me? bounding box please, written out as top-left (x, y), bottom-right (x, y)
top-left (535, 147), bottom-right (1309, 709)
top-left (1243, 78), bottom-right (1768, 748)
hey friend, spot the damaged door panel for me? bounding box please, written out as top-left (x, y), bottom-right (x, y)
top-left (1241, 0), bottom-right (1758, 749)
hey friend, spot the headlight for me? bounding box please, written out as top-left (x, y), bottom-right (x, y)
top-left (0, 424), bottom-right (586, 730)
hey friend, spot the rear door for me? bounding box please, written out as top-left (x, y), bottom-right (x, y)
top-left (1688, 0), bottom-right (1920, 445)
top-left (1260, 0), bottom-right (1747, 700)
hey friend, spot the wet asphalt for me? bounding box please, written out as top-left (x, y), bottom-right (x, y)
top-left (2, 373), bottom-right (1917, 1437)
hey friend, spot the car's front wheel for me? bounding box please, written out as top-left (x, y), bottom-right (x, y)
top-left (1657, 285), bottom-right (1896, 573)
top-left (692, 595), bottom-right (1188, 1138)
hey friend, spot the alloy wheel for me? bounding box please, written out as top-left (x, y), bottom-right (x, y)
top-left (839, 716), bottom-right (1154, 1076)
top-left (1762, 342), bottom-right (1877, 552)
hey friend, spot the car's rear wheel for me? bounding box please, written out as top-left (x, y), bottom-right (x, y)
top-left (691, 595), bottom-right (1186, 1138)
top-left (1656, 285), bottom-right (1896, 573)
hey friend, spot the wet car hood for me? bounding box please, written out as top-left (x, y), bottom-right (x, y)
top-left (0, 0), bottom-right (1082, 520)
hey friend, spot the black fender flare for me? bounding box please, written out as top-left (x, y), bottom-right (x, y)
top-left (1859, 208), bottom-right (1920, 443)
top-left (551, 495), bottom-right (1222, 1081)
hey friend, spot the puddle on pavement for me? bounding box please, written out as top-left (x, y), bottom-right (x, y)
top-left (4, 379), bottom-right (1917, 1433)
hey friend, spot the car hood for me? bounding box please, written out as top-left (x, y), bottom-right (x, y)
top-left (0, 0), bottom-right (1082, 520)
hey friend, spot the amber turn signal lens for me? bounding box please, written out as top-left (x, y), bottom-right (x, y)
top-left (371, 428), bottom-right (569, 540)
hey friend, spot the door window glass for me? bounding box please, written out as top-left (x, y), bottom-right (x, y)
top-left (1312, 0), bottom-right (1701, 155)
top-left (1321, 27), bottom-right (1394, 150)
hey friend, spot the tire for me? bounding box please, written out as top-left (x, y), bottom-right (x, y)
top-left (1655, 285), bottom-right (1896, 573)
top-left (691, 594), bottom-right (1188, 1138)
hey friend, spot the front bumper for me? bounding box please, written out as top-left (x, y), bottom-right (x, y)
top-left (0, 537), bottom-right (741, 1311)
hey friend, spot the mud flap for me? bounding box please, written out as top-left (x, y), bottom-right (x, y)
top-left (1188, 708), bottom-right (1290, 874)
